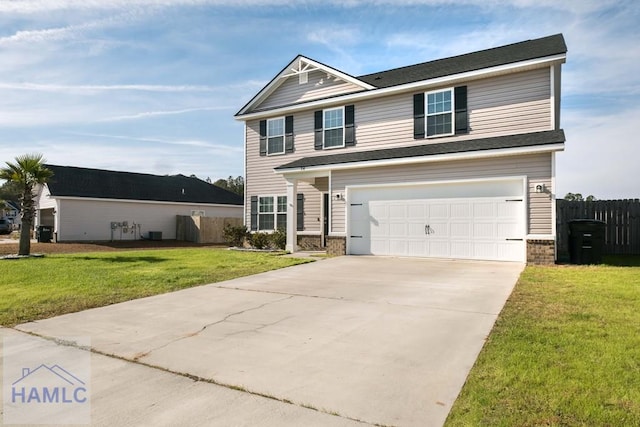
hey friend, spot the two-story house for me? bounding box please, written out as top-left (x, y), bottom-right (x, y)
top-left (235, 34), bottom-right (567, 264)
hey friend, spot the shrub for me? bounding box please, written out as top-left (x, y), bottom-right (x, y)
top-left (223, 224), bottom-right (248, 247)
top-left (249, 231), bottom-right (270, 250)
top-left (271, 228), bottom-right (287, 250)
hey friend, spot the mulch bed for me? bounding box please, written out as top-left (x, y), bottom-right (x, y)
top-left (0, 240), bottom-right (226, 256)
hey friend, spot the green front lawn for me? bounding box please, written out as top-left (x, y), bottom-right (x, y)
top-left (446, 258), bottom-right (640, 426)
top-left (0, 248), bottom-right (310, 326)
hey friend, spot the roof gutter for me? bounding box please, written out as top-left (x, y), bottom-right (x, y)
top-left (236, 53), bottom-right (567, 121)
top-left (276, 143), bottom-right (565, 175)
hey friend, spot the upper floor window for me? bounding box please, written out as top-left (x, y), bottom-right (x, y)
top-left (314, 105), bottom-right (354, 150)
top-left (259, 116), bottom-right (294, 156)
top-left (426, 88), bottom-right (454, 137)
top-left (413, 86), bottom-right (467, 139)
top-left (267, 118), bottom-right (285, 155)
top-left (323, 107), bottom-right (344, 148)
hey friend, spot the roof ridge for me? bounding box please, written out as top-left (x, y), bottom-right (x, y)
top-left (357, 33), bottom-right (565, 79)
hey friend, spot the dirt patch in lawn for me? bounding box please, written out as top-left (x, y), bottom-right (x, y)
top-left (0, 240), bottom-right (226, 256)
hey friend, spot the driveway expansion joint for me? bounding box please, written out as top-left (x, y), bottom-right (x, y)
top-left (7, 327), bottom-right (375, 426)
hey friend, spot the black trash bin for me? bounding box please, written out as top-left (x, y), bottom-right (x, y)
top-left (568, 219), bottom-right (606, 264)
top-left (37, 225), bottom-right (53, 243)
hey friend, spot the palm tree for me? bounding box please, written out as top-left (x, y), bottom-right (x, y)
top-left (0, 154), bottom-right (53, 256)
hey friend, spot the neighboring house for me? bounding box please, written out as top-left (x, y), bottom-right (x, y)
top-left (235, 34), bottom-right (567, 264)
top-left (2, 200), bottom-right (20, 229)
top-left (35, 165), bottom-right (243, 241)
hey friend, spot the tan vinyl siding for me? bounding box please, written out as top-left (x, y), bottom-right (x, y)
top-left (331, 153), bottom-right (553, 235)
top-left (298, 181), bottom-right (321, 233)
top-left (244, 67), bottom-right (555, 235)
top-left (255, 70), bottom-right (363, 111)
top-left (468, 68), bottom-right (550, 136)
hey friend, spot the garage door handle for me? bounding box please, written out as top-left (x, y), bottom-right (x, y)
top-left (425, 225), bottom-right (433, 235)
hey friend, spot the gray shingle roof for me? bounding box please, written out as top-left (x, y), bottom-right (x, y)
top-left (358, 34), bottom-right (567, 88)
top-left (275, 130), bottom-right (565, 171)
top-left (44, 165), bottom-right (243, 205)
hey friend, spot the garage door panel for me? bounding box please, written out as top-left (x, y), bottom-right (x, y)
top-left (473, 222), bottom-right (496, 239)
top-left (497, 222), bottom-right (520, 238)
top-left (429, 240), bottom-right (451, 258)
top-left (370, 238), bottom-right (388, 254)
top-left (451, 241), bottom-right (472, 258)
top-left (407, 240), bottom-right (428, 257)
top-left (450, 222), bottom-right (471, 238)
top-left (473, 202), bottom-right (495, 217)
top-left (428, 203), bottom-right (449, 219)
top-left (349, 183), bottom-right (525, 261)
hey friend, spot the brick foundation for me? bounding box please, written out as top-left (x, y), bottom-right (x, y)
top-left (326, 236), bottom-right (346, 256)
top-left (297, 235), bottom-right (323, 251)
top-left (527, 239), bottom-right (555, 265)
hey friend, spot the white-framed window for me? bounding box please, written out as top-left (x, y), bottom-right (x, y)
top-left (426, 88), bottom-right (454, 137)
top-left (276, 196), bottom-right (287, 230)
top-left (258, 195), bottom-right (287, 230)
top-left (267, 117), bottom-right (285, 155)
top-left (323, 107), bottom-right (344, 148)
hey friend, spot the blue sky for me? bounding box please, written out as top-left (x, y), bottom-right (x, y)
top-left (0, 0), bottom-right (638, 199)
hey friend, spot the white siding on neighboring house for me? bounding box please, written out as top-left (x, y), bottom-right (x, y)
top-left (330, 153), bottom-right (553, 236)
top-left (36, 185), bottom-right (57, 210)
top-left (255, 70), bottom-right (364, 111)
top-left (54, 198), bottom-right (242, 241)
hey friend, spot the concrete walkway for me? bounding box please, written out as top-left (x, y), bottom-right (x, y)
top-left (5, 256), bottom-right (523, 426)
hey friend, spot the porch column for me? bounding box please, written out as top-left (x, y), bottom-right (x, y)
top-left (286, 178), bottom-right (298, 253)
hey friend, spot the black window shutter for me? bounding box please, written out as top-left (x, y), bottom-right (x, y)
top-left (250, 196), bottom-right (258, 231)
top-left (296, 193), bottom-right (304, 231)
top-left (413, 93), bottom-right (425, 139)
top-left (259, 120), bottom-right (267, 156)
top-left (285, 115), bottom-right (294, 153)
top-left (344, 105), bottom-right (355, 146)
top-left (314, 110), bottom-right (323, 150)
top-left (454, 86), bottom-right (468, 134)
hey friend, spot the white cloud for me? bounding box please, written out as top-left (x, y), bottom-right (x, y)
top-left (65, 132), bottom-right (243, 151)
top-left (0, 82), bottom-right (222, 94)
top-left (0, 0), bottom-right (622, 15)
top-left (100, 106), bottom-right (234, 122)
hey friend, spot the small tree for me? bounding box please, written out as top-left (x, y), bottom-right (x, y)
top-left (213, 175), bottom-right (244, 196)
top-left (564, 192), bottom-right (597, 202)
top-left (0, 154), bottom-right (53, 255)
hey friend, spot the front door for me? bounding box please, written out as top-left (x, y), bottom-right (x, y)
top-left (323, 193), bottom-right (329, 247)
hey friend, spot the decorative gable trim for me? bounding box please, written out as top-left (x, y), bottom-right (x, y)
top-left (236, 55), bottom-right (376, 116)
top-left (236, 53), bottom-right (566, 121)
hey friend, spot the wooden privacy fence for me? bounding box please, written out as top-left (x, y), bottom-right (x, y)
top-left (176, 216), bottom-right (243, 244)
top-left (556, 199), bottom-right (640, 257)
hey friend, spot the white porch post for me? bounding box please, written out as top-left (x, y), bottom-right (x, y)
top-left (286, 178), bottom-right (298, 253)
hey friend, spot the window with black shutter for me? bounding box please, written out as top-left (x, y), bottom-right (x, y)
top-left (413, 86), bottom-right (468, 138)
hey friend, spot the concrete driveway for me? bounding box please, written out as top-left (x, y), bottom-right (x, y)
top-left (5, 256), bottom-right (523, 426)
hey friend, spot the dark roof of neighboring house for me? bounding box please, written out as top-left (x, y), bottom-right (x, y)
top-left (275, 130), bottom-right (565, 170)
top-left (44, 165), bottom-right (243, 205)
top-left (3, 200), bottom-right (20, 211)
top-left (358, 34), bottom-right (567, 88)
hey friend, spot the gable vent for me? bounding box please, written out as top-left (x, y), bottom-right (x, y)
top-left (299, 71), bottom-right (308, 84)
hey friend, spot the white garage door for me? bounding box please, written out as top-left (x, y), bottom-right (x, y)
top-left (348, 180), bottom-right (525, 262)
